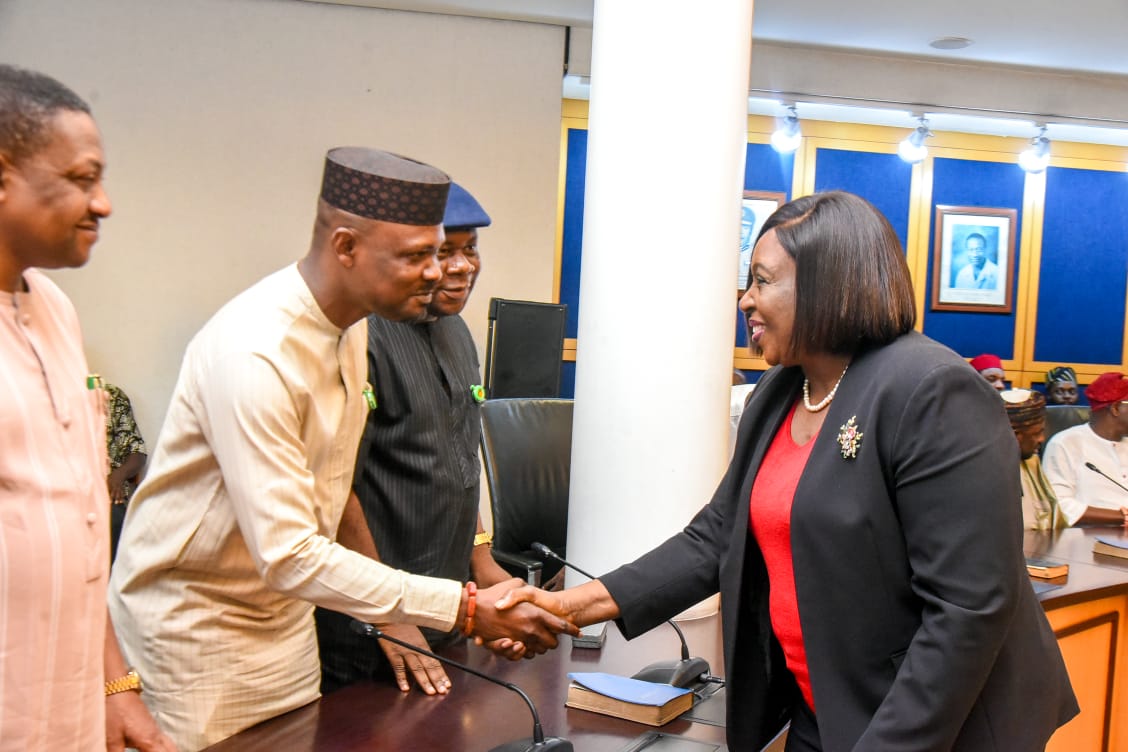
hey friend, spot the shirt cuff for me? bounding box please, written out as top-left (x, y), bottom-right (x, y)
top-left (396, 574), bottom-right (464, 633)
top-left (1057, 497), bottom-right (1085, 526)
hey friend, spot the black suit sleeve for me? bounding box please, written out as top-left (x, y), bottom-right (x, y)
top-left (855, 363), bottom-right (1025, 750)
top-left (599, 367), bottom-right (789, 638)
top-left (599, 443), bottom-right (742, 637)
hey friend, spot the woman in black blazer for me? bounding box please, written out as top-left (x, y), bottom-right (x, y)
top-left (497, 191), bottom-right (1077, 751)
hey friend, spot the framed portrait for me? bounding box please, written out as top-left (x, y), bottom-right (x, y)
top-left (738, 190), bottom-right (786, 293)
top-left (931, 205), bottom-right (1017, 313)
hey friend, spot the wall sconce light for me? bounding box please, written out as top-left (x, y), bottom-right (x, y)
top-left (1018, 126), bottom-right (1051, 174)
top-left (770, 105), bottom-right (802, 154)
top-left (898, 117), bottom-right (932, 164)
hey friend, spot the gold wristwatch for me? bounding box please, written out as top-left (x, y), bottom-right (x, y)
top-left (473, 531), bottom-right (493, 547)
top-left (105, 670), bottom-right (143, 696)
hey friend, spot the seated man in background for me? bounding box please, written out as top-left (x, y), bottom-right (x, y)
top-left (970, 352), bottom-right (1007, 392)
top-left (1002, 389), bottom-right (1064, 530)
top-left (1045, 366), bottom-right (1080, 405)
top-left (1043, 371), bottom-right (1128, 527)
top-left (105, 381), bottom-right (147, 562)
top-left (316, 182), bottom-right (511, 696)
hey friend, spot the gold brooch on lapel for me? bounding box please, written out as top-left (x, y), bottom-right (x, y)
top-left (837, 416), bottom-right (863, 459)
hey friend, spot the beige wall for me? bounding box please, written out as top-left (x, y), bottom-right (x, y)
top-left (0, 0), bottom-right (564, 443)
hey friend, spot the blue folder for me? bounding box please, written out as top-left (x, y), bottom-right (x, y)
top-left (567, 672), bottom-right (691, 706)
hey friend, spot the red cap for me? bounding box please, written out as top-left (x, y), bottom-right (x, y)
top-left (969, 353), bottom-right (1003, 372)
top-left (1085, 372), bottom-right (1128, 411)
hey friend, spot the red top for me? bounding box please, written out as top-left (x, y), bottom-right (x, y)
top-left (748, 401), bottom-right (817, 711)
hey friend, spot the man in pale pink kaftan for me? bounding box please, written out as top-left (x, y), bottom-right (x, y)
top-left (0, 64), bottom-right (173, 752)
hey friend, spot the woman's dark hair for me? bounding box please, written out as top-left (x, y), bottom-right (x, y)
top-left (757, 191), bottom-right (916, 356)
top-left (0, 64), bottom-right (90, 164)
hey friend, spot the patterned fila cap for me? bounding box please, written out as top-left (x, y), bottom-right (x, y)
top-left (320, 147), bottom-right (450, 226)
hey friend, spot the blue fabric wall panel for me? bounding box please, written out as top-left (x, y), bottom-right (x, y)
top-left (744, 142), bottom-right (792, 197)
top-left (734, 305), bottom-right (748, 349)
top-left (1035, 167), bottom-right (1128, 364)
top-left (813, 148), bottom-right (913, 251)
top-left (922, 158), bottom-right (1026, 358)
top-left (562, 136), bottom-right (793, 353)
top-left (559, 128), bottom-right (587, 339)
top-left (736, 369), bottom-right (765, 385)
top-left (559, 360), bottom-right (576, 399)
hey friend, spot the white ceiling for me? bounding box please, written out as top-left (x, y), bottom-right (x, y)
top-left (753, 0), bottom-right (1128, 79)
top-left (317, 0), bottom-right (1128, 78)
top-left (307, 0), bottom-right (1128, 146)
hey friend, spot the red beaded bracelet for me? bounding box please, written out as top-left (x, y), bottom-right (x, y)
top-left (461, 581), bottom-right (478, 637)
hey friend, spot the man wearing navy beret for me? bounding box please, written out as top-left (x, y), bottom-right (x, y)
top-left (316, 182), bottom-right (512, 695)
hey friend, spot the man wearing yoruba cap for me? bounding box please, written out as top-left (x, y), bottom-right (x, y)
top-left (109, 151), bottom-right (574, 750)
top-left (315, 182), bottom-right (514, 696)
top-left (1042, 372), bottom-right (1128, 528)
top-left (1001, 389), bottom-right (1065, 530)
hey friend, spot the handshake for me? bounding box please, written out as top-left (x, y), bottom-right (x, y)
top-left (371, 578), bottom-right (613, 695)
top-left (465, 578), bottom-right (580, 660)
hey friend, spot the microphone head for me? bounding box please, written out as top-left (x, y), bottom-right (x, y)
top-left (350, 619), bottom-right (377, 638)
top-left (1085, 462), bottom-right (1099, 471)
top-left (631, 657), bottom-right (710, 688)
top-left (531, 542), bottom-right (553, 558)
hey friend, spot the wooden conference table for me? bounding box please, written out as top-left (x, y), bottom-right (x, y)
top-left (203, 614), bottom-right (728, 752)
top-left (1027, 527), bottom-right (1128, 752)
top-left (205, 527), bottom-right (1128, 752)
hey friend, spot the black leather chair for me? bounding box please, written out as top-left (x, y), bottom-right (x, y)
top-left (479, 398), bottom-right (573, 586)
top-left (1041, 404), bottom-right (1090, 455)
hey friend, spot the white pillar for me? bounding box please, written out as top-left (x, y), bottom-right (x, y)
top-left (567, 1), bottom-right (755, 610)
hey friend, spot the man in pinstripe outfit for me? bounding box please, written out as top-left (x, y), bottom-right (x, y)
top-left (316, 182), bottom-right (512, 695)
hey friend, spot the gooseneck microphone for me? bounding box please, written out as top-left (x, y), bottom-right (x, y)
top-left (531, 542), bottom-right (712, 689)
top-left (350, 621), bottom-right (572, 752)
top-left (1085, 461), bottom-right (1128, 495)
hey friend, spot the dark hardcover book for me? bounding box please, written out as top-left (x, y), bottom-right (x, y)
top-left (1025, 556), bottom-right (1069, 579)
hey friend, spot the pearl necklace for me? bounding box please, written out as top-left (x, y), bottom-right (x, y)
top-left (802, 364), bottom-right (849, 413)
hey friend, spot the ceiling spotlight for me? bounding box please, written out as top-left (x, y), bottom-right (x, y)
top-left (898, 117), bottom-right (932, 164)
top-left (1018, 126), bottom-right (1051, 174)
top-left (770, 105), bottom-right (802, 154)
